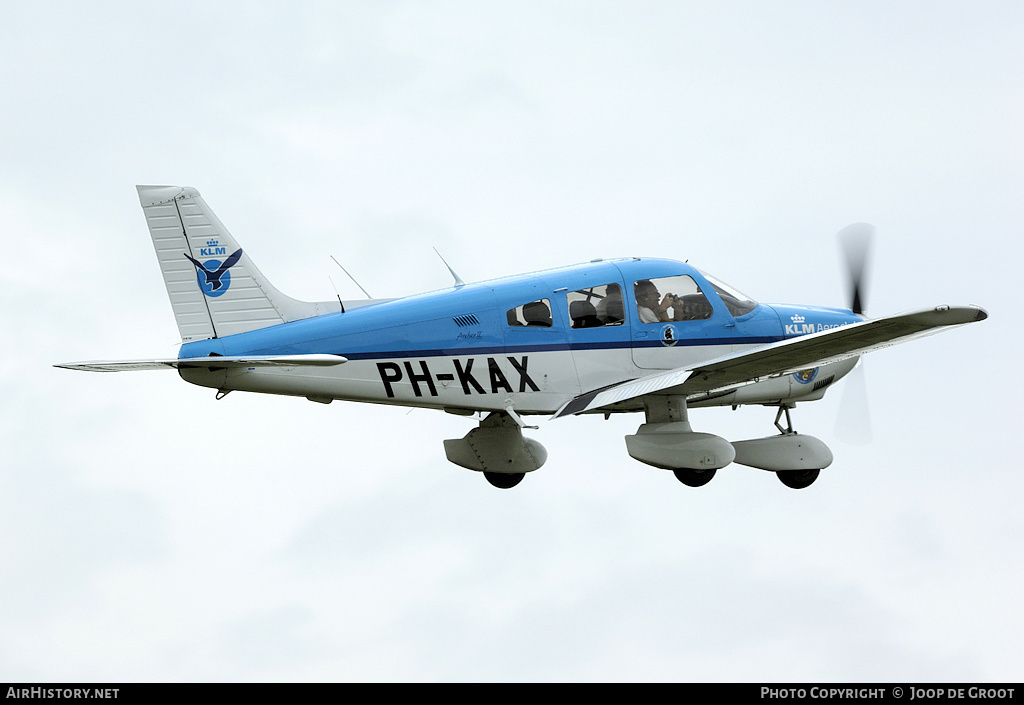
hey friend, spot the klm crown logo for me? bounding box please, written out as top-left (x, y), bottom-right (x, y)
top-left (199, 239), bottom-right (226, 257)
top-left (785, 313), bottom-right (816, 336)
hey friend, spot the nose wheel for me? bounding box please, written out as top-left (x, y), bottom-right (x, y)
top-left (769, 405), bottom-right (823, 490)
top-left (776, 468), bottom-right (820, 489)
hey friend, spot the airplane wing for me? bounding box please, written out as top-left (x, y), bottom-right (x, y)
top-left (55, 354), bottom-right (348, 372)
top-left (553, 305), bottom-right (987, 418)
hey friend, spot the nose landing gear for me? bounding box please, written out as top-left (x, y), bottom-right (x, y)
top-left (731, 405), bottom-right (833, 489)
top-left (776, 468), bottom-right (821, 489)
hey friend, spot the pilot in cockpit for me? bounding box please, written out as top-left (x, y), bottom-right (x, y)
top-left (635, 280), bottom-right (676, 323)
top-left (636, 279), bottom-right (713, 322)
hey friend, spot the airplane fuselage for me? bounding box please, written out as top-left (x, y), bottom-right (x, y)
top-left (177, 257), bottom-right (861, 414)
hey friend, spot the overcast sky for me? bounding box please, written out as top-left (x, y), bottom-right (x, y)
top-left (2, 1), bottom-right (1021, 682)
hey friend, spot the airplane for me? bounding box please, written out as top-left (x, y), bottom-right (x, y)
top-left (56, 185), bottom-right (988, 490)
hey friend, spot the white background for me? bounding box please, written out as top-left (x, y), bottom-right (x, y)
top-left (2, 1), bottom-right (1020, 681)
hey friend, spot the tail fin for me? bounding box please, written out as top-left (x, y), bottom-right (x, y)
top-left (137, 185), bottom-right (337, 342)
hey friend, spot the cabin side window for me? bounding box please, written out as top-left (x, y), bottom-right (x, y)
top-left (633, 275), bottom-right (712, 323)
top-left (506, 298), bottom-right (553, 327)
top-left (567, 283), bottom-right (624, 329)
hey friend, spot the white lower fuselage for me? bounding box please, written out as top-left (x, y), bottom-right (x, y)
top-left (179, 344), bottom-right (856, 415)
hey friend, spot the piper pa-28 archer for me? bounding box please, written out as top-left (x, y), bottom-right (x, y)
top-left (57, 186), bottom-right (988, 489)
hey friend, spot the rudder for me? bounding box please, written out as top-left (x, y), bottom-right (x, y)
top-left (137, 185), bottom-right (336, 342)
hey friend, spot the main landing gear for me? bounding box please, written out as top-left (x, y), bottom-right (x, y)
top-left (443, 411), bottom-right (547, 489)
top-left (672, 468), bottom-right (717, 488)
top-left (625, 395), bottom-right (735, 487)
top-left (483, 471), bottom-right (526, 489)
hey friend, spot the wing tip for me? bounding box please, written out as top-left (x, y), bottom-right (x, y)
top-left (916, 304), bottom-right (989, 326)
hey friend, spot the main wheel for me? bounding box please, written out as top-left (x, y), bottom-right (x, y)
top-left (776, 468), bottom-right (820, 489)
top-left (484, 472), bottom-right (525, 489)
top-left (672, 468), bottom-right (717, 487)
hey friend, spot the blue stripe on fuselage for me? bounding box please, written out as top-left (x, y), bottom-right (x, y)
top-left (308, 336), bottom-right (788, 362)
top-left (175, 258), bottom-right (855, 363)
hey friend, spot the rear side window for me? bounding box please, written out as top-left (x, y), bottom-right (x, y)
top-left (507, 299), bottom-right (553, 327)
top-left (567, 283), bottom-right (624, 328)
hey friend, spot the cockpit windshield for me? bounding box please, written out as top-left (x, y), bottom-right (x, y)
top-left (698, 270), bottom-right (758, 317)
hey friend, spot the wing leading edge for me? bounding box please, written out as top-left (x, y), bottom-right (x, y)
top-left (55, 354), bottom-right (348, 372)
top-left (553, 305), bottom-right (987, 418)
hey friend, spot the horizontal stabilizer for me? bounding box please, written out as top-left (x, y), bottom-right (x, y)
top-left (55, 354), bottom-right (347, 373)
top-left (553, 305), bottom-right (987, 418)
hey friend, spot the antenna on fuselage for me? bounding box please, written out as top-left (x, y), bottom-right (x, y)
top-left (328, 275), bottom-right (345, 313)
top-left (330, 256), bottom-right (373, 299)
top-left (433, 248), bottom-right (465, 288)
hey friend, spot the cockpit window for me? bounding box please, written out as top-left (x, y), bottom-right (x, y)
top-left (567, 283), bottom-right (624, 329)
top-left (507, 298), bottom-right (553, 327)
top-left (633, 275), bottom-right (712, 323)
top-left (698, 270), bottom-right (758, 317)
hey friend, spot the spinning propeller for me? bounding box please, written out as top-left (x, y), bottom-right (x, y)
top-left (836, 223), bottom-right (875, 444)
top-left (838, 222), bottom-right (874, 316)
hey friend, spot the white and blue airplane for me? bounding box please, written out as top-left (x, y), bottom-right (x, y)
top-left (57, 185), bottom-right (988, 489)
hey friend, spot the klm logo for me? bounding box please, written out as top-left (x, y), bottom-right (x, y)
top-left (785, 314), bottom-right (814, 335)
top-left (784, 314), bottom-right (852, 336)
top-left (200, 239), bottom-right (227, 257)
top-left (184, 247), bottom-right (243, 297)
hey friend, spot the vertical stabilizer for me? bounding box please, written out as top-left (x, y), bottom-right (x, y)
top-left (137, 185), bottom-right (337, 342)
